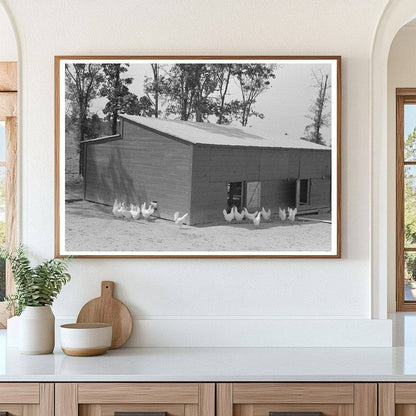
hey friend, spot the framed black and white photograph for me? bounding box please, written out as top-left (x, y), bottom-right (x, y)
top-left (55, 56), bottom-right (341, 258)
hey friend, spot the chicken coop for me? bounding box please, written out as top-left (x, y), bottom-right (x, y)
top-left (82, 115), bottom-right (332, 225)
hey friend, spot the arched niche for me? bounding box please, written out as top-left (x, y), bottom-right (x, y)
top-left (372, 0), bottom-right (416, 319)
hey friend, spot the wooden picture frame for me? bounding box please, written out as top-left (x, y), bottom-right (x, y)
top-left (55, 56), bottom-right (341, 258)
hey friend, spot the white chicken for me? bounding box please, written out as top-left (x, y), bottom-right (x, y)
top-left (243, 208), bottom-right (258, 221)
top-left (131, 204), bottom-right (141, 220)
top-left (174, 211), bottom-right (188, 227)
top-left (233, 206), bottom-right (245, 222)
top-left (223, 208), bottom-right (235, 223)
top-left (261, 207), bottom-right (271, 221)
top-left (288, 207), bottom-right (297, 222)
top-left (252, 211), bottom-right (262, 227)
top-left (121, 202), bottom-right (132, 220)
top-left (112, 200), bottom-right (123, 218)
top-left (112, 199), bottom-right (119, 215)
top-left (278, 207), bottom-right (287, 221)
top-left (141, 202), bottom-right (154, 220)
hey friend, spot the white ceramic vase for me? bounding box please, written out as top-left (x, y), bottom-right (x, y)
top-left (19, 306), bottom-right (55, 354)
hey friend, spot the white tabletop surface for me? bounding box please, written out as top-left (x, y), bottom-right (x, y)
top-left (2, 330), bottom-right (416, 382)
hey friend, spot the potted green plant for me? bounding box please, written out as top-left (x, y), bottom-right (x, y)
top-left (1, 245), bottom-right (71, 354)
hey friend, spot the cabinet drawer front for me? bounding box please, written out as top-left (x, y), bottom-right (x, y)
top-left (0, 404), bottom-right (24, 416)
top-left (0, 383), bottom-right (52, 416)
top-left (218, 383), bottom-right (376, 416)
top-left (395, 384), bottom-right (416, 404)
top-left (380, 383), bottom-right (416, 416)
top-left (79, 403), bottom-right (186, 416)
top-left (0, 383), bottom-right (39, 404)
top-left (233, 384), bottom-right (354, 404)
top-left (78, 383), bottom-right (200, 404)
top-left (236, 403), bottom-right (340, 416)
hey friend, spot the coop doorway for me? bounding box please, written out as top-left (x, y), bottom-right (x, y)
top-left (227, 182), bottom-right (244, 212)
top-left (297, 178), bottom-right (311, 206)
top-left (226, 181), bottom-right (262, 212)
top-left (245, 181), bottom-right (261, 211)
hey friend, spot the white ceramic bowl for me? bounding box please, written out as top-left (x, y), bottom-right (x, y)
top-left (60, 323), bottom-right (112, 356)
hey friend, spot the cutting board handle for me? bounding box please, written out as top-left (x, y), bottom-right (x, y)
top-left (101, 281), bottom-right (115, 298)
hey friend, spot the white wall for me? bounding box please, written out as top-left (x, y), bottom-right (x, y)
top-left (387, 25), bottom-right (416, 312)
top-left (0, 3), bottom-right (17, 61)
top-left (0, 0), bottom-right (393, 346)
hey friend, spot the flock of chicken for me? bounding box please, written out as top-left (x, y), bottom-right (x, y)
top-left (222, 206), bottom-right (297, 227)
top-left (279, 207), bottom-right (297, 222)
top-left (112, 199), bottom-right (297, 228)
top-left (112, 199), bottom-right (189, 226)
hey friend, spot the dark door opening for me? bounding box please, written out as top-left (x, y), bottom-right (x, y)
top-left (298, 178), bottom-right (310, 205)
top-left (227, 182), bottom-right (243, 212)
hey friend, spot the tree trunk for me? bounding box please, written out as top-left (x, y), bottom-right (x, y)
top-left (194, 66), bottom-right (203, 122)
top-left (111, 110), bottom-right (118, 135)
top-left (181, 97), bottom-right (188, 120)
top-left (152, 64), bottom-right (159, 118)
top-left (241, 103), bottom-right (250, 127)
top-left (78, 103), bottom-right (86, 177)
top-left (111, 66), bottom-right (121, 134)
top-left (217, 66), bottom-right (232, 125)
top-left (314, 74), bottom-right (328, 144)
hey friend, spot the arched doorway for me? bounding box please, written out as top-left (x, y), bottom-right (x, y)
top-left (371, 0), bottom-right (416, 319)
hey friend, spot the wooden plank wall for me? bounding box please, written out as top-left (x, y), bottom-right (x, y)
top-left (85, 120), bottom-right (193, 222)
top-left (85, 122), bottom-right (332, 226)
top-left (261, 179), bottom-right (296, 211)
top-left (299, 150), bottom-right (331, 178)
top-left (191, 146), bottom-right (331, 224)
top-left (309, 178), bottom-right (331, 209)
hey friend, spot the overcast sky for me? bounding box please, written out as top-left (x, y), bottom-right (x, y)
top-left (91, 62), bottom-right (333, 145)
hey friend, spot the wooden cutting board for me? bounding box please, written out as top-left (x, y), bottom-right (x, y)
top-left (76, 281), bottom-right (133, 349)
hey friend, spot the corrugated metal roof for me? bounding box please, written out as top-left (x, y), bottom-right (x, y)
top-left (121, 115), bottom-right (331, 151)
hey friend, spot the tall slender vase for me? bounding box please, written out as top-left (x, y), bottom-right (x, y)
top-left (19, 306), bottom-right (55, 354)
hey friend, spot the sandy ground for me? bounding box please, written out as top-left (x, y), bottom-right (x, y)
top-left (65, 200), bottom-right (332, 253)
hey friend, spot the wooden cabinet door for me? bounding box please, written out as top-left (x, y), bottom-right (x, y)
top-left (56, 383), bottom-right (215, 416)
top-left (0, 383), bottom-right (53, 416)
top-left (378, 383), bottom-right (416, 416)
top-left (217, 383), bottom-right (377, 416)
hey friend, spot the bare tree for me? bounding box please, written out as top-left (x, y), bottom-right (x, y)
top-left (303, 70), bottom-right (331, 146)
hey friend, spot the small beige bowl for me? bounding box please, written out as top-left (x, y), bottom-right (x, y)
top-left (60, 323), bottom-right (112, 357)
